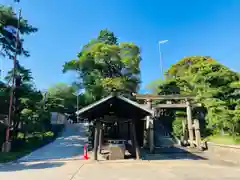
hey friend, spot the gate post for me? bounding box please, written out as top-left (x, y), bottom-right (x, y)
top-left (194, 119), bottom-right (201, 149)
top-left (145, 99), bottom-right (154, 153)
top-left (186, 100), bottom-right (194, 147)
top-left (149, 118), bottom-right (154, 153)
top-left (143, 99), bottom-right (151, 148)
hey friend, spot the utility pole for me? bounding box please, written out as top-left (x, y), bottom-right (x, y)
top-left (2, 9), bottom-right (21, 152)
top-left (158, 40), bottom-right (168, 79)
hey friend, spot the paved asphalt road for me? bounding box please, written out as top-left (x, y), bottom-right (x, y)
top-left (19, 123), bottom-right (88, 162)
top-left (0, 123), bottom-right (240, 180)
top-left (0, 160), bottom-right (240, 180)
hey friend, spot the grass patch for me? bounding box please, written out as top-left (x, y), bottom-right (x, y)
top-left (0, 150), bottom-right (32, 163)
top-left (206, 134), bottom-right (240, 145)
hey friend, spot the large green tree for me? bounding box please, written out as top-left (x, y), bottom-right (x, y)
top-left (63, 29), bottom-right (141, 100)
top-left (149, 56), bottom-right (240, 136)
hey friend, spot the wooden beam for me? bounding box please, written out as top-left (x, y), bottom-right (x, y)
top-left (98, 124), bottom-right (103, 154)
top-left (135, 94), bottom-right (195, 100)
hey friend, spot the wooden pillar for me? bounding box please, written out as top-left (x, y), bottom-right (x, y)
top-left (93, 121), bottom-right (101, 160)
top-left (186, 100), bottom-right (194, 147)
top-left (131, 121), bottom-right (140, 160)
top-left (194, 119), bottom-right (201, 149)
top-left (98, 123), bottom-right (103, 154)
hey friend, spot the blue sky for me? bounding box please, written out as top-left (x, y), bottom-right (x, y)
top-left (1, 0), bottom-right (240, 92)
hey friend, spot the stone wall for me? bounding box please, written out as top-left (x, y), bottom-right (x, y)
top-left (50, 112), bottom-right (68, 125)
top-left (206, 142), bottom-right (240, 165)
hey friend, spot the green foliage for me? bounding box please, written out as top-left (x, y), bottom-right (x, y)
top-left (44, 83), bottom-right (96, 121)
top-left (46, 83), bottom-right (78, 114)
top-left (63, 29), bottom-right (141, 100)
top-left (172, 111), bottom-right (186, 137)
top-left (0, 81), bottom-right (9, 114)
top-left (172, 119), bottom-right (183, 137)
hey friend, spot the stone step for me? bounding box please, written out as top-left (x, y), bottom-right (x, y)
top-left (142, 146), bottom-right (205, 160)
top-left (154, 146), bottom-right (203, 153)
top-left (143, 152), bottom-right (205, 160)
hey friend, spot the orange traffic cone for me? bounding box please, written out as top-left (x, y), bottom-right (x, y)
top-left (83, 145), bottom-right (88, 160)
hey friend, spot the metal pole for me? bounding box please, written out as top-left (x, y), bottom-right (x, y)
top-left (158, 40), bottom-right (168, 80)
top-left (158, 43), bottom-right (164, 79)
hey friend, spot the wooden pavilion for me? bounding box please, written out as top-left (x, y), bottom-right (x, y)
top-left (76, 93), bottom-right (203, 160)
top-left (76, 94), bottom-right (153, 160)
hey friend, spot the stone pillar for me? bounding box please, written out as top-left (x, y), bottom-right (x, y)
top-left (143, 99), bottom-right (151, 148)
top-left (149, 118), bottom-right (154, 153)
top-left (186, 100), bottom-right (194, 147)
top-left (143, 119), bottom-right (149, 148)
top-left (93, 121), bottom-right (101, 160)
top-left (181, 119), bottom-right (187, 145)
top-left (144, 99), bottom-right (154, 153)
top-left (194, 119), bottom-right (201, 149)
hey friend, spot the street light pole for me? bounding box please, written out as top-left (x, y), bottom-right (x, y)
top-left (158, 40), bottom-right (168, 79)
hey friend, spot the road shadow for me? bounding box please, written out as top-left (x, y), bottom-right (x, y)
top-left (0, 161), bottom-right (65, 172)
top-left (141, 146), bottom-right (208, 161)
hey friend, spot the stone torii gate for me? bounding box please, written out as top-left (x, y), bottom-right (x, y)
top-left (135, 94), bottom-right (202, 152)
